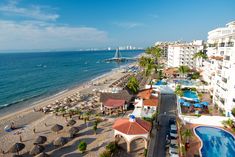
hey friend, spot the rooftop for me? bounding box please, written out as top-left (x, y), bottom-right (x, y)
top-left (137, 88), bottom-right (153, 99)
top-left (104, 99), bottom-right (125, 108)
top-left (143, 98), bottom-right (158, 107)
top-left (113, 118), bottom-right (152, 135)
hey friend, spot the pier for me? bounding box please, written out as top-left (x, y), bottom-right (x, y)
top-left (105, 48), bottom-right (138, 62)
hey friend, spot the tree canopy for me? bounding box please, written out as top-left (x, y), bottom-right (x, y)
top-left (126, 76), bottom-right (139, 94)
top-left (193, 51), bottom-right (208, 60)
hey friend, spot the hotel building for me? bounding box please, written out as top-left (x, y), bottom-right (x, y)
top-left (203, 21), bottom-right (235, 117)
top-left (167, 40), bottom-right (204, 69)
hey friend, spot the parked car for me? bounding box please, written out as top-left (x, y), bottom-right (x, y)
top-left (169, 147), bottom-right (179, 155)
top-left (169, 118), bottom-right (176, 126)
top-left (171, 139), bottom-right (178, 145)
top-left (170, 124), bottom-right (177, 131)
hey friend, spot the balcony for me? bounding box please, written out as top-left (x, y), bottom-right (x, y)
top-left (219, 43), bottom-right (225, 47)
top-left (226, 42), bottom-right (234, 47)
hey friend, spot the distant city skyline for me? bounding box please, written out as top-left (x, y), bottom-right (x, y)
top-left (0, 0), bottom-right (234, 52)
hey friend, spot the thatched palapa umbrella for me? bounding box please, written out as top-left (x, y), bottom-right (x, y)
top-left (67, 119), bottom-right (76, 126)
top-left (68, 127), bottom-right (79, 138)
top-left (51, 124), bottom-right (63, 133)
top-left (35, 152), bottom-right (50, 157)
top-left (8, 143), bottom-right (25, 154)
top-left (53, 137), bottom-right (67, 147)
top-left (29, 145), bottom-right (45, 156)
top-left (34, 136), bottom-right (47, 145)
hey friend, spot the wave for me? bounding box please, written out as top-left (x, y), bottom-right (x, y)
top-left (54, 89), bottom-right (69, 97)
top-left (0, 93), bottom-right (44, 109)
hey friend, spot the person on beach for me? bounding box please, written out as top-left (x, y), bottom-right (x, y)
top-left (10, 122), bottom-right (15, 130)
top-left (19, 135), bottom-right (23, 142)
top-left (33, 128), bottom-right (36, 134)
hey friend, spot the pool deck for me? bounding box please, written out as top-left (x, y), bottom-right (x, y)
top-left (184, 123), bottom-right (235, 157)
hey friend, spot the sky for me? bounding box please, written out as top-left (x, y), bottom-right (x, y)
top-left (0, 0), bottom-right (234, 52)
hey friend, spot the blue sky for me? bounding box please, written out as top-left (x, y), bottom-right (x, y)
top-left (0, 0), bottom-right (234, 51)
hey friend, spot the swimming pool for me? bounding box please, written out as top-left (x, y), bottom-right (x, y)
top-left (183, 90), bottom-right (198, 99)
top-left (174, 79), bottom-right (195, 86)
top-left (195, 126), bottom-right (235, 157)
top-left (155, 80), bottom-right (167, 85)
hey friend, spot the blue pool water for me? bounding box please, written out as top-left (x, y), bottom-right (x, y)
top-left (183, 90), bottom-right (198, 99)
top-left (174, 79), bottom-right (194, 86)
top-left (195, 126), bottom-right (235, 157)
top-left (155, 80), bottom-right (166, 85)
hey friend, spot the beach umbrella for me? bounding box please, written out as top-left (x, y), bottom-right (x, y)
top-left (67, 119), bottom-right (76, 126)
top-left (53, 137), bottom-right (67, 147)
top-left (8, 143), bottom-right (25, 154)
top-left (194, 103), bottom-right (203, 108)
top-left (35, 152), bottom-right (50, 157)
top-left (182, 102), bottom-right (191, 107)
top-left (178, 98), bottom-right (185, 104)
top-left (29, 145), bottom-right (45, 156)
top-left (201, 102), bottom-right (209, 106)
top-left (51, 124), bottom-right (63, 133)
top-left (193, 98), bottom-right (200, 103)
top-left (69, 127), bottom-right (79, 138)
top-left (34, 136), bottom-right (47, 145)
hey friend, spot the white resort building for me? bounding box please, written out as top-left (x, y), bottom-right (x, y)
top-left (203, 21), bottom-right (235, 117)
top-left (167, 40), bottom-right (204, 69)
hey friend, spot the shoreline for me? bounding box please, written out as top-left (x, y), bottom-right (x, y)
top-left (0, 61), bottom-right (137, 125)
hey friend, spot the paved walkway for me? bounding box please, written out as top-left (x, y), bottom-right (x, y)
top-left (149, 93), bottom-right (177, 157)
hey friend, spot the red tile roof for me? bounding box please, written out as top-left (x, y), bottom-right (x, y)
top-left (104, 99), bottom-right (125, 108)
top-left (137, 88), bottom-right (153, 99)
top-left (113, 118), bottom-right (152, 135)
top-left (143, 98), bottom-right (158, 107)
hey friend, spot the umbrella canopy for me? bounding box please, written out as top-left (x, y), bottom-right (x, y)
top-left (35, 152), bottom-right (50, 157)
top-left (8, 143), bottom-right (25, 153)
top-left (67, 119), bottom-right (76, 126)
top-left (68, 127), bottom-right (79, 135)
top-left (34, 136), bottom-right (47, 145)
top-left (53, 137), bottom-right (67, 147)
top-left (51, 124), bottom-right (63, 133)
top-left (193, 98), bottom-right (200, 103)
top-left (194, 103), bottom-right (203, 108)
top-left (201, 102), bottom-right (209, 106)
top-left (182, 102), bottom-right (191, 107)
top-left (29, 145), bottom-right (45, 156)
top-left (178, 98), bottom-right (185, 104)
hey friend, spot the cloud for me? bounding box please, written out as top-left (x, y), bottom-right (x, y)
top-left (0, 20), bottom-right (108, 51)
top-left (149, 14), bottom-right (159, 19)
top-left (0, 0), bottom-right (59, 21)
top-left (114, 22), bottom-right (144, 29)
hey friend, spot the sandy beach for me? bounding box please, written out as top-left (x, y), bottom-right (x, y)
top-left (0, 62), bottom-right (140, 157)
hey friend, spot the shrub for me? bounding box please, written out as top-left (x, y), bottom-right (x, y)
top-left (144, 149), bottom-right (148, 157)
top-left (99, 150), bottom-right (111, 157)
top-left (78, 141), bottom-right (87, 153)
top-left (106, 142), bottom-right (118, 153)
top-left (232, 108), bottom-right (235, 117)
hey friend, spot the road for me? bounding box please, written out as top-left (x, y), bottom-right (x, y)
top-left (153, 93), bottom-right (177, 157)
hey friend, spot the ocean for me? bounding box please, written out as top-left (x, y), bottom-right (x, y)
top-left (0, 50), bottom-right (143, 115)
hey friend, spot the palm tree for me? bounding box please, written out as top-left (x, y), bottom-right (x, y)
top-left (126, 76), bottom-right (139, 94)
top-left (182, 129), bottom-right (193, 144)
top-left (78, 141), bottom-right (87, 153)
top-left (93, 123), bottom-right (98, 135)
top-left (178, 65), bottom-right (190, 78)
top-left (193, 51), bottom-right (208, 60)
top-left (76, 109), bottom-right (82, 119)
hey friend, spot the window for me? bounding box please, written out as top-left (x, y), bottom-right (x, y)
top-left (220, 51), bottom-right (224, 55)
top-left (222, 77), bottom-right (227, 83)
top-left (224, 56), bottom-right (230, 61)
top-left (219, 43), bottom-right (225, 47)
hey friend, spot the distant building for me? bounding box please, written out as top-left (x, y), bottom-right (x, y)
top-left (167, 40), bottom-right (204, 69)
top-left (202, 21), bottom-right (235, 117)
